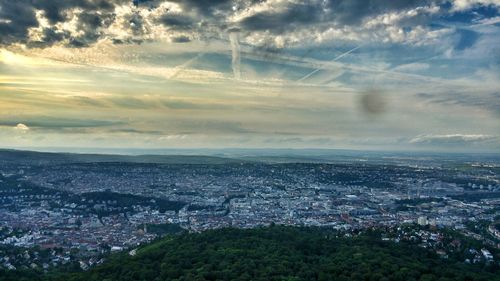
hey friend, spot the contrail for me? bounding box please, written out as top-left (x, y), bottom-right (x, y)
top-left (169, 53), bottom-right (204, 79)
top-left (229, 31), bottom-right (241, 80)
top-left (297, 45), bottom-right (360, 82)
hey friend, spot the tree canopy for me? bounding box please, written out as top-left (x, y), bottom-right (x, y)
top-left (2, 226), bottom-right (499, 281)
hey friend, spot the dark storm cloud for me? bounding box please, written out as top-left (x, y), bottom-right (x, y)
top-left (27, 27), bottom-right (70, 48)
top-left (326, 0), bottom-right (433, 25)
top-left (174, 0), bottom-right (233, 16)
top-left (0, 0), bottom-right (125, 47)
top-left (0, 1), bottom-right (38, 45)
top-left (171, 35), bottom-right (191, 43)
top-left (124, 11), bottom-right (146, 36)
top-left (26, 10), bottom-right (115, 48)
top-left (0, 0), bottom-right (496, 48)
top-left (0, 0), bottom-right (226, 47)
top-left (31, 0), bottom-right (118, 24)
top-left (69, 11), bottom-right (116, 47)
top-left (240, 3), bottom-right (321, 33)
top-left (41, 27), bottom-right (68, 43)
top-left (239, 0), bottom-right (436, 33)
top-left (158, 13), bottom-right (195, 30)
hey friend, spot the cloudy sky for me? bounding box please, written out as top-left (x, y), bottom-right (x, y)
top-left (0, 0), bottom-right (499, 152)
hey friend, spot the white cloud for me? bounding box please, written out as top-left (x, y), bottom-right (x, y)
top-left (14, 123), bottom-right (30, 132)
top-left (239, 4), bottom-right (452, 48)
top-left (409, 134), bottom-right (497, 144)
top-left (393, 63), bottom-right (430, 72)
top-left (451, 0), bottom-right (500, 11)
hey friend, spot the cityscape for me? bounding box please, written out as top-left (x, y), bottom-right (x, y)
top-left (0, 149), bottom-right (498, 273)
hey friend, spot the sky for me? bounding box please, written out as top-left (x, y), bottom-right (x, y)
top-left (0, 0), bottom-right (499, 153)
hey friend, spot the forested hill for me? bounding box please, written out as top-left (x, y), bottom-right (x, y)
top-left (0, 149), bottom-right (245, 165)
top-left (6, 226), bottom-right (495, 281)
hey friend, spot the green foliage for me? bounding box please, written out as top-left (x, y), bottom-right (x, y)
top-left (0, 269), bottom-right (43, 281)
top-left (11, 226), bottom-right (494, 281)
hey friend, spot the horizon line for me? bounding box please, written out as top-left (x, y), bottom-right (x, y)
top-left (1, 146), bottom-right (499, 157)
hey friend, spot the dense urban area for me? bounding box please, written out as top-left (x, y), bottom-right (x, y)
top-left (0, 149), bottom-right (499, 278)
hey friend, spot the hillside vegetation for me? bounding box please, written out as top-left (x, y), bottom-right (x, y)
top-left (15, 226), bottom-right (494, 281)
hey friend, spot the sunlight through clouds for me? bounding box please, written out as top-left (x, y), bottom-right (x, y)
top-left (0, 0), bottom-right (498, 152)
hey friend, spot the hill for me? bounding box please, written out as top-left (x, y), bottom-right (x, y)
top-left (0, 149), bottom-right (246, 165)
top-left (8, 226), bottom-right (494, 281)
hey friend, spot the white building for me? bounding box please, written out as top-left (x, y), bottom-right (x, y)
top-left (481, 249), bottom-right (493, 260)
top-left (417, 216), bottom-right (428, 226)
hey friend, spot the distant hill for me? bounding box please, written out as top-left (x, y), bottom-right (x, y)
top-left (11, 226), bottom-right (495, 281)
top-left (1, 148), bottom-right (499, 166)
top-left (0, 149), bottom-right (247, 165)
